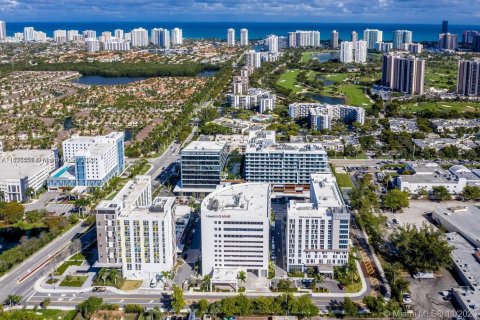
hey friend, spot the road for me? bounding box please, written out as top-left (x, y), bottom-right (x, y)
top-left (0, 223), bottom-right (95, 303)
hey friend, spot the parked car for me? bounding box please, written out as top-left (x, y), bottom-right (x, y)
top-left (413, 271), bottom-right (435, 279)
top-left (92, 287), bottom-right (106, 292)
top-left (338, 283), bottom-right (345, 290)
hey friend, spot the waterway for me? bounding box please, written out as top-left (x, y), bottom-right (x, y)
top-left (304, 92), bottom-right (346, 104)
top-left (0, 227), bottom-right (47, 254)
top-left (71, 76), bottom-right (148, 86)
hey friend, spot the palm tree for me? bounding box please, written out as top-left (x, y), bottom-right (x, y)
top-left (98, 268), bottom-right (108, 285)
top-left (202, 274), bottom-right (212, 292)
top-left (109, 269), bottom-right (120, 285)
top-left (25, 187), bottom-right (35, 201)
top-left (237, 271), bottom-right (247, 284)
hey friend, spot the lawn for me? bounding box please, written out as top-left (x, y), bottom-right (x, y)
top-left (60, 275), bottom-right (88, 287)
top-left (276, 69), bottom-right (304, 93)
top-left (345, 281), bottom-right (362, 293)
top-left (300, 52), bottom-right (313, 62)
top-left (400, 101), bottom-right (480, 113)
top-left (334, 173), bottom-right (354, 188)
top-left (120, 280), bottom-right (143, 291)
top-left (55, 260), bottom-right (84, 276)
top-left (322, 73), bottom-right (351, 83)
top-left (338, 84), bottom-right (372, 108)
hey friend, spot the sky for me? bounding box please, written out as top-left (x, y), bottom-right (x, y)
top-left (0, 0), bottom-right (479, 24)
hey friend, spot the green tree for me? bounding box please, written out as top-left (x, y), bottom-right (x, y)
top-left (0, 202), bottom-right (24, 224)
top-left (76, 296), bottom-right (103, 319)
top-left (108, 269), bottom-right (120, 285)
top-left (390, 224), bottom-right (453, 273)
top-left (463, 186), bottom-right (480, 200)
top-left (4, 295), bottom-right (22, 307)
top-left (431, 186), bottom-right (451, 201)
top-left (98, 268), bottom-right (108, 285)
top-left (296, 295), bottom-right (319, 317)
top-left (171, 285), bottom-right (186, 314)
top-left (41, 298), bottom-right (51, 309)
top-left (197, 299), bottom-right (209, 316)
top-left (237, 270), bottom-right (247, 285)
top-left (382, 190), bottom-right (410, 212)
top-left (341, 297), bottom-right (358, 317)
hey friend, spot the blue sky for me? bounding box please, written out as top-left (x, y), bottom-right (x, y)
top-left (1, 0), bottom-right (479, 24)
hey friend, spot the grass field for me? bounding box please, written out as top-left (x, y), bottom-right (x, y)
top-left (120, 279), bottom-right (143, 291)
top-left (55, 259), bottom-right (85, 276)
top-left (60, 275), bottom-right (88, 287)
top-left (338, 84), bottom-right (372, 108)
top-left (322, 73), bottom-right (351, 82)
top-left (401, 101), bottom-right (480, 113)
top-left (301, 52), bottom-right (313, 62)
top-left (276, 69), bottom-right (304, 93)
top-left (334, 172), bottom-right (354, 188)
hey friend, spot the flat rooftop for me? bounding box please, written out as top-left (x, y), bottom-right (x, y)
top-left (247, 130), bottom-right (326, 154)
top-left (0, 149), bottom-right (55, 179)
top-left (433, 205), bottom-right (480, 247)
top-left (182, 140), bottom-right (226, 153)
top-left (310, 173), bottom-right (345, 208)
top-left (202, 183), bottom-right (270, 218)
top-left (446, 232), bottom-right (480, 287)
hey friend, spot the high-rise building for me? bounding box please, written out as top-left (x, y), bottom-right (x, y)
top-left (96, 175), bottom-right (176, 281)
top-left (66, 30), bottom-right (79, 42)
top-left (101, 31), bottom-right (112, 41)
top-left (473, 34), bottom-right (480, 52)
top-left (457, 59), bottom-right (480, 96)
top-left (462, 30), bottom-right (479, 44)
top-left (103, 40), bottom-right (131, 51)
top-left (240, 28), bottom-right (248, 46)
top-left (14, 33), bottom-right (23, 41)
top-left (278, 36), bottom-right (288, 50)
top-left (363, 29), bottom-right (383, 49)
top-left (232, 76), bottom-right (249, 95)
top-left (33, 31), bottom-right (46, 42)
top-left (244, 131), bottom-right (329, 184)
top-left (227, 88), bottom-right (276, 113)
top-left (86, 39), bottom-right (100, 53)
top-left (131, 28), bottom-right (148, 47)
top-left (331, 30), bottom-right (339, 49)
top-left (291, 30), bottom-right (320, 47)
top-left (201, 183), bottom-right (271, 278)
top-left (83, 30), bottom-right (96, 39)
top-left (381, 53), bottom-right (425, 95)
top-left (393, 30), bottom-right (413, 49)
top-left (289, 103), bottom-right (365, 130)
top-left (151, 28), bottom-right (161, 45)
top-left (340, 41), bottom-right (353, 63)
top-left (407, 43), bottom-right (423, 54)
top-left (351, 31), bottom-right (358, 44)
top-left (266, 34), bottom-right (278, 53)
top-left (171, 28), bottom-right (183, 45)
top-left (442, 20), bottom-right (449, 34)
top-left (178, 141), bottom-right (228, 196)
top-left (114, 29), bottom-right (124, 40)
top-left (245, 50), bottom-right (261, 68)
top-left (23, 27), bottom-right (35, 41)
top-left (375, 41), bottom-right (393, 52)
top-left (227, 28), bottom-right (235, 46)
top-left (53, 30), bottom-right (67, 43)
top-left (48, 132), bottom-right (125, 188)
top-left (354, 40), bottom-right (368, 63)
top-left (159, 28), bottom-right (170, 49)
top-left (0, 21), bottom-right (6, 40)
top-left (438, 33), bottom-right (458, 50)
top-left (287, 173), bottom-right (350, 272)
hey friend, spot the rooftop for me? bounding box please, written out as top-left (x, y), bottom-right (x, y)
top-left (446, 232), bottom-right (480, 288)
top-left (202, 183), bottom-right (270, 218)
top-left (0, 149), bottom-right (56, 180)
top-left (247, 130), bottom-right (326, 154)
top-left (182, 140), bottom-right (226, 153)
top-left (433, 205), bottom-right (480, 248)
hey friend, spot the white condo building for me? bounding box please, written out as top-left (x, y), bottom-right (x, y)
top-left (23, 27), bottom-right (34, 41)
top-left (227, 88), bottom-right (276, 113)
top-left (363, 29), bottom-right (383, 49)
top-left (86, 39), bottom-right (100, 53)
top-left (115, 29), bottom-right (124, 40)
top-left (289, 103), bottom-right (365, 130)
top-left (0, 21), bottom-right (6, 40)
top-left (96, 175), bottom-right (176, 281)
top-left (340, 41), bottom-right (354, 63)
top-left (171, 28), bottom-right (183, 45)
top-left (227, 28), bottom-right (235, 46)
top-left (266, 34), bottom-right (279, 53)
top-left (83, 30), bottom-right (97, 39)
top-left (287, 173), bottom-right (350, 273)
top-left (245, 50), bottom-right (261, 68)
top-left (67, 30), bottom-right (79, 42)
top-left (48, 132), bottom-right (125, 188)
top-left (341, 40), bottom-right (367, 63)
top-left (289, 30), bottom-right (320, 47)
top-left (240, 28), bottom-right (248, 46)
top-left (103, 40), bottom-right (131, 51)
top-left (201, 183), bottom-right (271, 277)
top-left (0, 149), bottom-right (59, 202)
top-left (354, 40), bottom-right (368, 63)
top-left (151, 28), bottom-right (161, 45)
top-left (393, 30), bottom-right (413, 49)
top-left (244, 131), bottom-right (329, 184)
top-left (131, 28), bottom-right (148, 47)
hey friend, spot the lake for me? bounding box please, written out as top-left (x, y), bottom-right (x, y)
top-left (304, 92), bottom-right (345, 104)
top-left (71, 76), bottom-right (147, 86)
top-left (197, 70), bottom-right (219, 77)
top-left (0, 227), bottom-right (47, 254)
top-left (312, 52), bottom-right (339, 63)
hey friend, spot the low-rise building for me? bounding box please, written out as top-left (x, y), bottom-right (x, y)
top-left (287, 173), bottom-right (350, 274)
top-left (289, 103), bottom-right (365, 130)
top-left (0, 149), bottom-right (59, 202)
top-left (227, 88), bottom-right (276, 113)
top-left (432, 205), bottom-right (480, 248)
top-left (412, 137), bottom-right (480, 151)
top-left (201, 183), bottom-right (271, 277)
top-left (389, 118), bottom-right (419, 133)
top-left (430, 118), bottom-right (480, 133)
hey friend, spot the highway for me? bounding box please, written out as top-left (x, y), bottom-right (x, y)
top-left (0, 223), bottom-right (95, 303)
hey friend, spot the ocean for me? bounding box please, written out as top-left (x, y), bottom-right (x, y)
top-left (4, 21), bottom-right (480, 42)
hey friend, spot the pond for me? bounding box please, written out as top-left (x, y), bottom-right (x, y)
top-left (71, 76), bottom-right (147, 86)
top-left (0, 227), bottom-right (47, 254)
top-left (315, 75), bottom-right (335, 86)
top-left (196, 70), bottom-right (218, 77)
top-left (304, 92), bottom-right (346, 104)
top-left (312, 52), bottom-right (339, 63)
